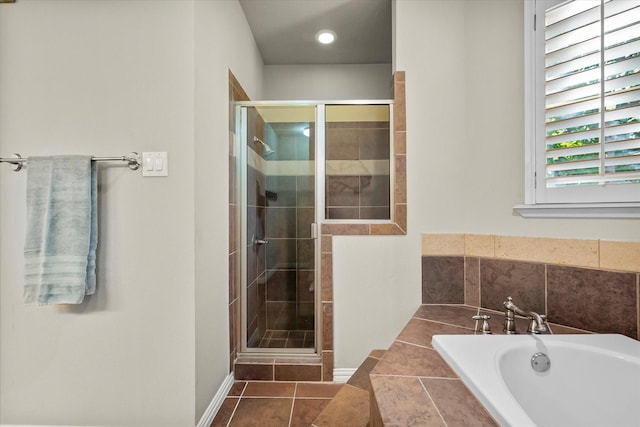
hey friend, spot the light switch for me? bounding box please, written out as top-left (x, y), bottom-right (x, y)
top-left (154, 157), bottom-right (163, 170)
top-left (142, 152), bottom-right (168, 177)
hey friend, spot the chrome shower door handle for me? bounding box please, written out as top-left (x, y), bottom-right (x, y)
top-left (255, 239), bottom-right (269, 245)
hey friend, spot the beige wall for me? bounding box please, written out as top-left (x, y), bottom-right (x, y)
top-left (0, 0), bottom-right (262, 425)
top-left (194, 0), bottom-right (263, 420)
top-left (263, 64), bottom-right (393, 100)
top-left (333, 0), bottom-right (640, 369)
top-left (3, 1), bottom-right (638, 422)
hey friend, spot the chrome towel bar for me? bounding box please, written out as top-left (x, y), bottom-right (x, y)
top-left (0, 152), bottom-right (141, 171)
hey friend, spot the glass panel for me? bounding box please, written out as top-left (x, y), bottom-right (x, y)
top-left (325, 105), bottom-right (391, 220)
top-left (244, 105), bottom-right (316, 350)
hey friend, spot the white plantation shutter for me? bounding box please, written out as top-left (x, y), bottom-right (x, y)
top-left (539, 0), bottom-right (640, 203)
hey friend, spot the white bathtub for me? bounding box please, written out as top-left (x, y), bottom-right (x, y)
top-left (432, 334), bottom-right (640, 427)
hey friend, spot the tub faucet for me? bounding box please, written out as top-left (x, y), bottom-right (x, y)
top-left (503, 296), bottom-right (548, 334)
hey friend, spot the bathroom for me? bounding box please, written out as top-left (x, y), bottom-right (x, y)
top-left (0, 0), bottom-right (639, 426)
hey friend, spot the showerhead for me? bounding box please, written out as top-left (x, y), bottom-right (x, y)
top-left (253, 136), bottom-right (275, 156)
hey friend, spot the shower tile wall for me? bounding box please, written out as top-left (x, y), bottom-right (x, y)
top-left (326, 120), bottom-right (390, 220)
top-left (245, 165), bottom-right (266, 346)
top-left (262, 122), bottom-right (315, 346)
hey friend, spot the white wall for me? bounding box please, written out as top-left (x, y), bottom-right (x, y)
top-left (333, 0), bottom-right (640, 369)
top-left (0, 0), bottom-right (263, 425)
top-left (263, 64), bottom-right (392, 100)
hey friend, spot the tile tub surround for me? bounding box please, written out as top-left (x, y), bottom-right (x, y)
top-left (421, 234), bottom-right (640, 340)
top-left (369, 304), bottom-right (592, 427)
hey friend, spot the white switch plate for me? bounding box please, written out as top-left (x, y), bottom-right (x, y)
top-left (142, 152), bottom-right (168, 177)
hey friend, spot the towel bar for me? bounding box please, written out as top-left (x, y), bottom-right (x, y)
top-left (0, 153), bottom-right (141, 171)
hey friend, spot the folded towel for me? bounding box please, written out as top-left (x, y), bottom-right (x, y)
top-left (24, 156), bottom-right (97, 304)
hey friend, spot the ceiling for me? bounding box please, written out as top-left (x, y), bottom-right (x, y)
top-left (238, 0), bottom-right (392, 65)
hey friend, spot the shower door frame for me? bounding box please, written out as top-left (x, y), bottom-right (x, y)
top-left (236, 100), bottom-right (394, 357)
top-left (237, 101), bottom-right (325, 356)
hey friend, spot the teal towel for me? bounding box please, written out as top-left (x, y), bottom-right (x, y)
top-left (24, 156), bottom-right (97, 304)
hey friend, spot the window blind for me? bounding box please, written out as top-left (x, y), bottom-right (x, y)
top-left (544, 0), bottom-right (640, 188)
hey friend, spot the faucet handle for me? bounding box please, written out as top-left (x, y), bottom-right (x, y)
top-left (472, 314), bottom-right (492, 334)
top-left (503, 296), bottom-right (514, 308)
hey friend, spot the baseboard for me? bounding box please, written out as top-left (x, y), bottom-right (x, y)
top-left (196, 372), bottom-right (235, 427)
top-left (2, 376), bottom-right (235, 427)
top-left (332, 368), bottom-right (357, 383)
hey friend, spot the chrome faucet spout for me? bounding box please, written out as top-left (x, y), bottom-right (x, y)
top-left (526, 311), bottom-right (548, 333)
top-left (503, 296), bottom-right (548, 334)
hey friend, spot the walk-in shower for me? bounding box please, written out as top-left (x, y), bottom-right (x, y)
top-left (238, 103), bottom-right (320, 353)
top-left (236, 101), bottom-right (392, 355)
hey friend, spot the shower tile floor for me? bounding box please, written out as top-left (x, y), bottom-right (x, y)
top-left (210, 381), bottom-right (343, 427)
top-left (255, 330), bottom-right (315, 349)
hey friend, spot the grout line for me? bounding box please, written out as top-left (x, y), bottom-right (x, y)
top-left (238, 381), bottom-right (248, 398)
top-left (410, 316), bottom-right (475, 331)
top-left (419, 378), bottom-right (450, 427)
top-left (544, 264), bottom-right (548, 316)
top-left (287, 383), bottom-right (298, 427)
top-left (225, 386), bottom-right (244, 427)
top-left (394, 339), bottom-right (444, 351)
top-left (239, 395), bottom-right (298, 399)
top-left (371, 373), bottom-right (453, 379)
top-left (477, 257), bottom-right (482, 307)
top-left (598, 239), bottom-right (602, 268)
top-left (293, 380), bottom-right (299, 399)
top-left (463, 255), bottom-right (468, 305)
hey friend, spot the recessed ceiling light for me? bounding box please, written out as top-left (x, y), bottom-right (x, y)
top-left (316, 30), bottom-right (336, 45)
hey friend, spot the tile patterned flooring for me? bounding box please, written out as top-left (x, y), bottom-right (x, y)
top-left (215, 350), bottom-right (382, 426)
top-left (253, 330), bottom-right (315, 349)
top-left (210, 381), bottom-right (344, 427)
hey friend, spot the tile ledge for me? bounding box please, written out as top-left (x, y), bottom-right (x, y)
top-left (371, 303), bottom-right (606, 427)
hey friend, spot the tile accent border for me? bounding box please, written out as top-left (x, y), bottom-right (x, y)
top-left (421, 233), bottom-right (640, 271)
top-left (421, 233), bottom-right (640, 340)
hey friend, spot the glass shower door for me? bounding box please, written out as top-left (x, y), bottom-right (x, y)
top-left (239, 104), bottom-right (317, 352)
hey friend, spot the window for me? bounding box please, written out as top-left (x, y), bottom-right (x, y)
top-left (523, 0), bottom-right (640, 212)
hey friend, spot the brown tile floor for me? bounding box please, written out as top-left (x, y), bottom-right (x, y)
top-left (251, 330), bottom-right (315, 349)
top-left (211, 381), bottom-right (343, 427)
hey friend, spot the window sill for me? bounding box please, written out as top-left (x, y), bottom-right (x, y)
top-left (513, 203), bottom-right (640, 219)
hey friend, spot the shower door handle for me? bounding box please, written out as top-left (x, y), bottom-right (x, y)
top-left (255, 239), bottom-right (269, 245)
